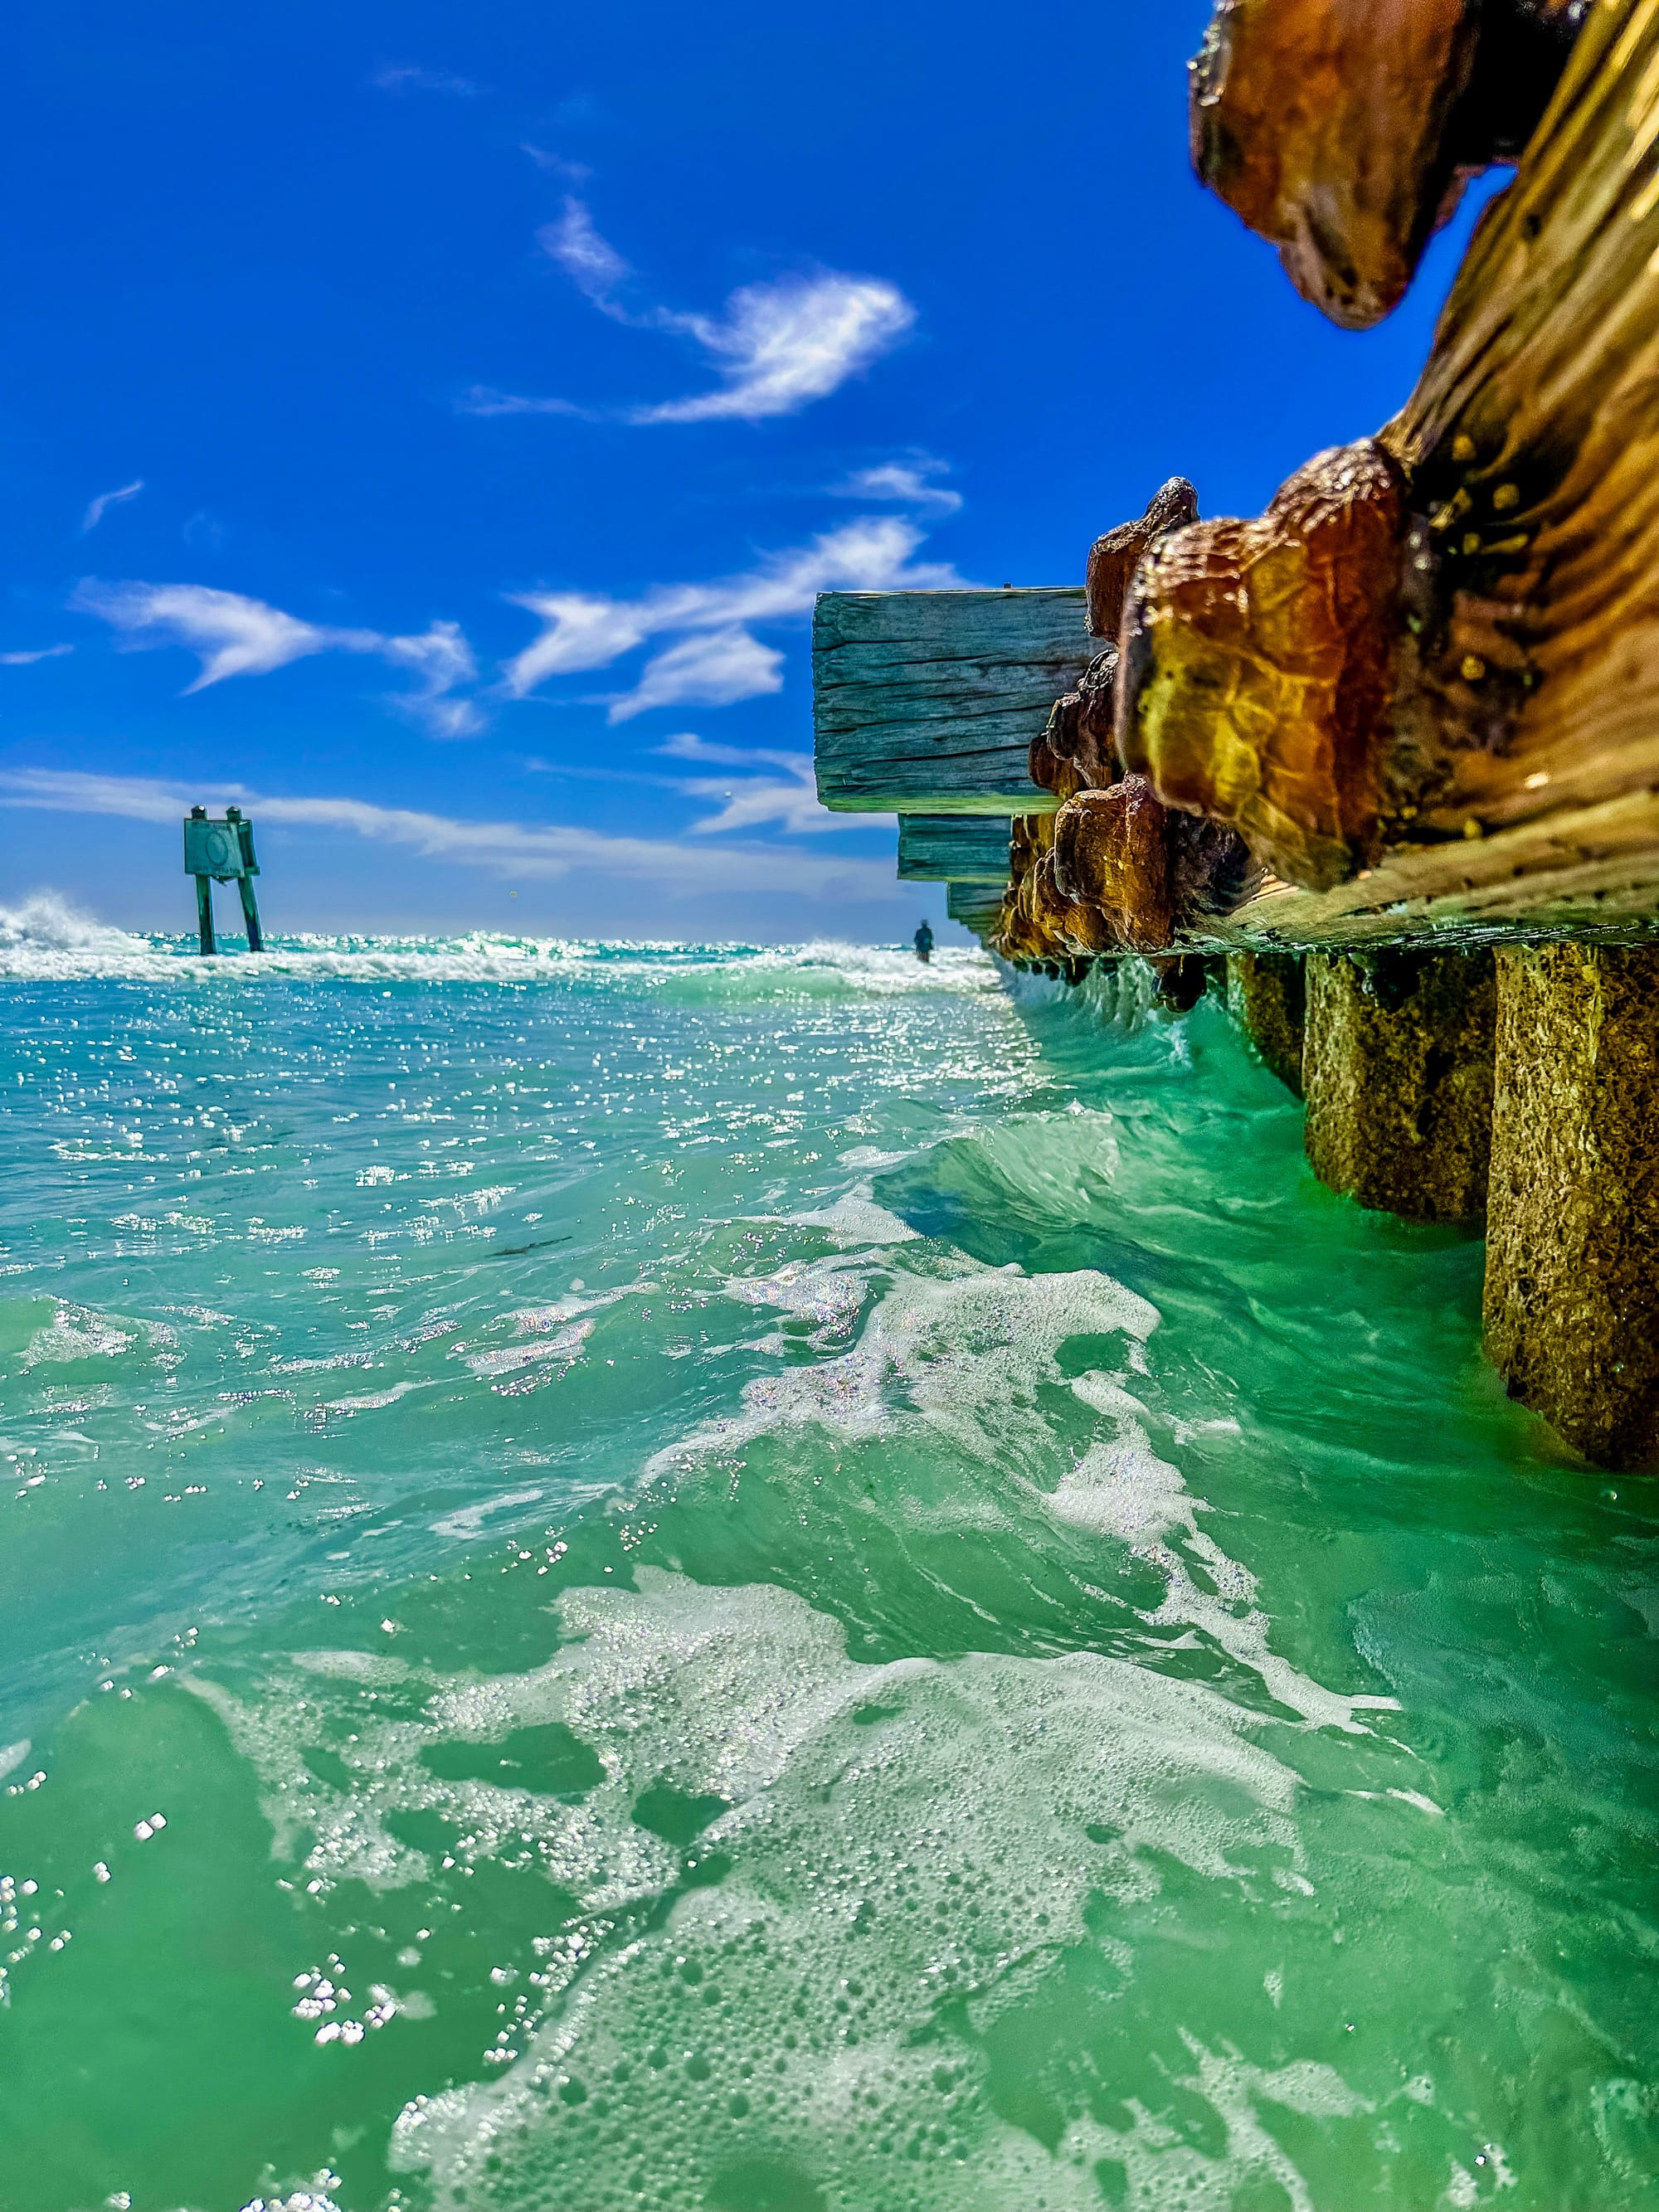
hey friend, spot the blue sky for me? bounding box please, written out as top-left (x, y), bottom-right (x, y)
top-left (0, 0), bottom-right (1487, 942)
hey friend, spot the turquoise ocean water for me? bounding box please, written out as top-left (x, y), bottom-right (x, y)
top-left (0, 909), bottom-right (1655, 2212)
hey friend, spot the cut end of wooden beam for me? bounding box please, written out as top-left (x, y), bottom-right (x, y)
top-left (946, 882), bottom-right (1007, 946)
top-left (1190, 0), bottom-right (1583, 331)
top-left (1086, 479), bottom-right (1200, 640)
top-left (1117, 440), bottom-right (1405, 891)
top-left (1050, 779), bottom-right (1176, 953)
top-left (1029, 652), bottom-right (1120, 801)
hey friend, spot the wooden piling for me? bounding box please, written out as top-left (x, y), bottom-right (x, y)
top-left (194, 875), bottom-right (216, 958)
top-left (1226, 952), bottom-right (1306, 1093)
top-left (1302, 949), bottom-right (1496, 1223)
top-left (1484, 945), bottom-right (1659, 1469)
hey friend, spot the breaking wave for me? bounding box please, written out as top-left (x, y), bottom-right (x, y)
top-left (0, 913), bottom-right (995, 995)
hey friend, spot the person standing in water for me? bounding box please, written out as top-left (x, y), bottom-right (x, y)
top-left (913, 919), bottom-right (934, 964)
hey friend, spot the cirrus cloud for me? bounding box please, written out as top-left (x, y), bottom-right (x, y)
top-left (832, 456), bottom-right (962, 515)
top-left (0, 768), bottom-right (893, 898)
top-left (81, 479), bottom-right (145, 534)
top-left (504, 515), bottom-right (971, 721)
top-left (71, 581), bottom-right (483, 738)
top-left (460, 197), bottom-right (916, 427)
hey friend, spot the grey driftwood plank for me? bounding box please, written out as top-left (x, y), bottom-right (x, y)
top-left (897, 815), bottom-right (1013, 882)
top-left (814, 589), bottom-right (1091, 814)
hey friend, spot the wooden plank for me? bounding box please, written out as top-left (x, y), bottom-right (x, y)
top-left (813, 589), bottom-right (1091, 815)
top-left (896, 815), bottom-right (1012, 882)
top-left (946, 882), bottom-right (1006, 936)
top-left (1384, 0), bottom-right (1659, 849)
top-left (1190, 790), bottom-right (1659, 950)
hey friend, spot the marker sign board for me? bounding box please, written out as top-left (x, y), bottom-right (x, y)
top-left (182, 813), bottom-right (259, 880)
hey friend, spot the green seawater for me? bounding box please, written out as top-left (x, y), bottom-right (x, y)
top-left (0, 924), bottom-right (1656, 2212)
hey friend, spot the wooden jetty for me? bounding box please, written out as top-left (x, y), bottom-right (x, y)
top-left (813, 0), bottom-right (1659, 1471)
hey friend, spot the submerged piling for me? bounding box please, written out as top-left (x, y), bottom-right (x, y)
top-left (1484, 945), bottom-right (1659, 1469)
top-left (1226, 951), bottom-right (1306, 1093)
top-left (1302, 950), bottom-right (1496, 1224)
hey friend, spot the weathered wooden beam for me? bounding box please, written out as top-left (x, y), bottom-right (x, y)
top-left (814, 589), bottom-right (1092, 816)
top-left (1303, 950), bottom-right (1496, 1222)
top-left (1086, 479), bottom-right (1200, 640)
top-left (1485, 944), bottom-right (1659, 1468)
top-left (1118, 439), bottom-right (1404, 891)
top-left (1112, 2), bottom-right (1659, 938)
top-left (896, 815), bottom-right (1012, 883)
top-left (1192, 793), bottom-right (1659, 950)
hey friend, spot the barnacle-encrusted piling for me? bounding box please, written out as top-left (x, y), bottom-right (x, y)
top-left (1227, 953), bottom-right (1306, 1094)
top-left (1484, 946), bottom-right (1659, 1468)
top-left (1303, 950), bottom-right (1496, 1223)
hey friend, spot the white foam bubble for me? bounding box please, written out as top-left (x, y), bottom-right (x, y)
top-left (20, 1302), bottom-right (138, 1368)
top-left (430, 1486), bottom-right (547, 1539)
top-left (182, 1567), bottom-right (1315, 2208)
top-left (356, 1571), bottom-right (1322, 2210)
top-left (649, 1258), bottom-right (1159, 1482)
top-left (784, 1188), bottom-right (920, 1246)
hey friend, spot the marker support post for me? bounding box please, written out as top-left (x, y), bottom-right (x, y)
top-left (183, 805), bottom-right (263, 955)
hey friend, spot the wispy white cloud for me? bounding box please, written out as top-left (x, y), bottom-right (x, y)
top-left (504, 516), bottom-right (968, 720)
top-left (0, 769), bottom-right (893, 898)
top-left (0, 644), bottom-right (74, 667)
top-left (81, 479), bottom-right (145, 534)
top-left (541, 197), bottom-right (630, 308)
top-left (372, 63), bottom-right (484, 96)
top-left (654, 733), bottom-right (837, 836)
top-left (522, 143), bottom-right (592, 183)
top-left (832, 456), bottom-right (961, 514)
top-left (75, 581), bottom-right (336, 688)
top-left (463, 197), bottom-right (914, 426)
top-left (614, 629), bottom-right (784, 721)
top-left (457, 387), bottom-right (587, 420)
top-left (380, 620), bottom-right (484, 738)
top-left (654, 732), bottom-right (807, 773)
top-left (71, 581), bottom-right (483, 739)
top-left (633, 275), bottom-right (915, 426)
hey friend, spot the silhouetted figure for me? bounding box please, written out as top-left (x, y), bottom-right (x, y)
top-left (913, 920), bottom-right (934, 965)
